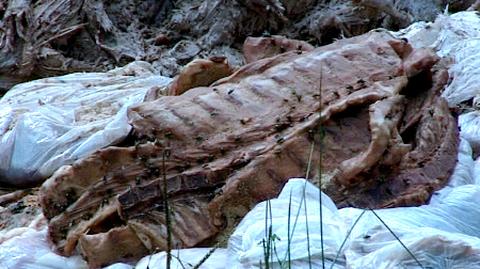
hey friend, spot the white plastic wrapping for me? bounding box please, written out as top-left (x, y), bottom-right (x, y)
top-left (393, 11), bottom-right (480, 56)
top-left (342, 184), bottom-right (480, 269)
top-left (228, 178), bottom-right (345, 269)
top-left (441, 37), bottom-right (480, 105)
top-left (459, 111), bottom-right (480, 152)
top-left (0, 228), bottom-right (88, 269)
top-left (347, 229), bottom-right (480, 269)
top-left (104, 263), bottom-right (134, 269)
top-left (0, 61), bottom-right (171, 186)
top-left (135, 248), bottom-right (230, 269)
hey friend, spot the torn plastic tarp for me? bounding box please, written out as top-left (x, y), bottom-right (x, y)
top-left (0, 61), bottom-right (171, 186)
top-left (458, 111), bottom-right (480, 153)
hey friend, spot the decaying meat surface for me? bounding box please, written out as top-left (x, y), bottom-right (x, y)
top-left (39, 32), bottom-right (458, 267)
top-left (243, 35), bottom-right (314, 63)
top-left (0, 188), bottom-right (45, 243)
top-left (167, 56), bottom-right (234, 96)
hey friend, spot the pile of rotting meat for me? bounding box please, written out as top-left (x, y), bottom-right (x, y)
top-left (37, 31), bottom-right (458, 267)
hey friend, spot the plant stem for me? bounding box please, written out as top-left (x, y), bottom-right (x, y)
top-left (330, 210), bottom-right (367, 269)
top-left (162, 150), bottom-right (172, 269)
top-left (318, 66), bottom-right (326, 269)
top-left (369, 208), bottom-right (425, 269)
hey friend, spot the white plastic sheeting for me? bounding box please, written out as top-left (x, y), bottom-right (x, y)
top-left (135, 248), bottom-right (229, 269)
top-left (0, 228), bottom-right (87, 269)
top-left (104, 263), bottom-right (135, 269)
top-left (459, 112), bottom-right (480, 152)
top-left (343, 187), bottom-right (480, 268)
top-left (228, 178), bottom-right (345, 269)
top-left (0, 61), bottom-right (171, 186)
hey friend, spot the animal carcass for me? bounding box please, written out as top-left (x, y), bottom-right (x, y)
top-left (39, 32), bottom-right (458, 267)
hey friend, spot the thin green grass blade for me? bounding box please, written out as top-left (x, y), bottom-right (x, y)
top-left (303, 182), bottom-right (313, 269)
top-left (369, 208), bottom-right (425, 269)
top-left (287, 191), bottom-right (292, 269)
top-left (318, 66), bottom-right (326, 269)
top-left (162, 150), bottom-right (172, 269)
top-left (330, 210), bottom-right (367, 269)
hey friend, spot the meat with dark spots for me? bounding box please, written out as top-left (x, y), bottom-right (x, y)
top-left (39, 31), bottom-right (458, 267)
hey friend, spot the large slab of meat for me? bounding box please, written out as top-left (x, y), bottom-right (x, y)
top-left (39, 32), bottom-right (458, 267)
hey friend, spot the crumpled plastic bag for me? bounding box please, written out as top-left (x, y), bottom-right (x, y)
top-left (459, 111), bottom-right (480, 152)
top-left (346, 228), bottom-right (480, 269)
top-left (227, 178), bottom-right (345, 269)
top-left (0, 61), bottom-right (171, 186)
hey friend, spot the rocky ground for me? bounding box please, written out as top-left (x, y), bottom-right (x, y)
top-left (1, 0), bottom-right (477, 93)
